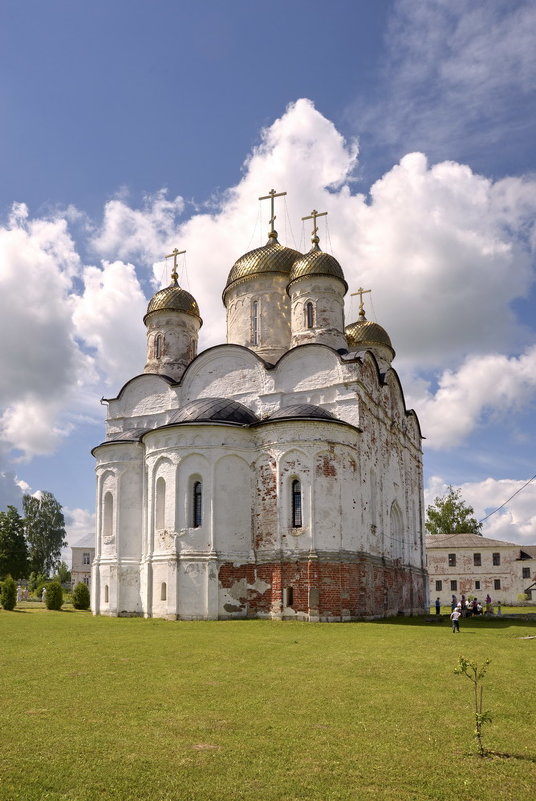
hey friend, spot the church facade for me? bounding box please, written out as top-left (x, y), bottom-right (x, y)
top-left (91, 200), bottom-right (428, 620)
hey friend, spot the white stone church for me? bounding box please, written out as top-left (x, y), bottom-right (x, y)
top-left (91, 196), bottom-right (427, 620)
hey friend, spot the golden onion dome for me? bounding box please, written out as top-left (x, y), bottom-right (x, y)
top-left (223, 231), bottom-right (301, 302)
top-left (144, 279), bottom-right (202, 324)
top-left (345, 314), bottom-right (395, 358)
top-left (287, 239), bottom-right (347, 294)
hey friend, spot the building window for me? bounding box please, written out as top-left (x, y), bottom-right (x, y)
top-left (522, 567), bottom-right (531, 579)
top-left (104, 584), bottom-right (109, 603)
top-left (291, 479), bottom-right (302, 528)
top-left (161, 582), bottom-right (167, 601)
top-left (155, 334), bottom-right (162, 359)
top-left (435, 580), bottom-right (442, 591)
top-left (103, 491), bottom-right (113, 539)
top-left (493, 552), bottom-right (501, 566)
top-left (473, 553), bottom-right (481, 566)
top-left (284, 587), bottom-right (294, 607)
top-left (448, 553), bottom-right (456, 567)
top-left (83, 552), bottom-right (91, 565)
top-left (475, 581), bottom-right (480, 590)
top-left (192, 481), bottom-right (202, 528)
top-left (155, 476), bottom-right (166, 529)
top-left (305, 301), bottom-right (314, 329)
top-left (494, 579), bottom-right (501, 590)
top-left (83, 577), bottom-right (90, 586)
top-left (450, 580), bottom-right (457, 591)
top-left (251, 300), bottom-right (259, 345)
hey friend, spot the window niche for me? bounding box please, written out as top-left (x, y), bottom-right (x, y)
top-left (291, 479), bottom-right (302, 528)
top-left (305, 301), bottom-right (314, 329)
top-left (155, 476), bottom-right (166, 530)
top-left (251, 299), bottom-right (260, 346)
top-left (192, 480), bottom-right (202, 528)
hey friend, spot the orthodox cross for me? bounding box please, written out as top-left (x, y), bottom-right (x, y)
top-left (301, 208), bottom-right (327, 244)
top-left (351, 287), bottom-right (371, 318)
top-left (165, 248), bottom-right (186, 284)
top-left (258, 189), bottom-right (287, 237)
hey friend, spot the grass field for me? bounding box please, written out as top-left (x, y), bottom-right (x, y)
top-left (1, 607), bottom-right (535, 801)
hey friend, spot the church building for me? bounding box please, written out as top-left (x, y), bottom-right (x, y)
top-left (91, 193), bottom-right (428, 620)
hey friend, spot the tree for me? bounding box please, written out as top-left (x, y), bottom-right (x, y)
top-left (54, 561), bottom-right (71, 584)
top-left (0, 575), bottom-right (17, 610)
top-left (0, 506), bottom-right (29, 579)
top-left (45, 581), bottom-right (63, 610)
top-left (425, 485), bottom-right (482, 536)
top-left (23, 492), bottom-right (67, 577)
top-left (73, 582), bottom-right (90, 610)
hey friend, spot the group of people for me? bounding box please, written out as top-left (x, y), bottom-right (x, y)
top-left (433, 593), bottom-right (501, 633)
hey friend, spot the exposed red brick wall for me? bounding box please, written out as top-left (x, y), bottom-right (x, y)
top-left (218, 557), bottom-right (426, 620)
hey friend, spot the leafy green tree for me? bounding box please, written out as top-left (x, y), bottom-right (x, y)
top-left (0, 506), bottom-right (29, 579)
top-left (425, 485), bottom-right (482, 536)
top-left (73, 582), bottom-right (90, 610)
top-left (45, 581), bottom-right (63, 610)
top-left (0, 575), bottom-right (17, 610)
top-left (23, 492), bottom-right (67, 577)
top-left (54, 561), bottom-right (71, 584)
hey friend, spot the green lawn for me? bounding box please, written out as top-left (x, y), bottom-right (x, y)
top-left (1, 608), bottom-right (535, 801)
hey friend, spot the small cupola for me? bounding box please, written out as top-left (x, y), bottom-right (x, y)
top-left (287, 209), bottom-right (347, 350)
top-left (143, 248), bottom-right (202, 382)
top-left (345, 287), bottom-right (395, 368)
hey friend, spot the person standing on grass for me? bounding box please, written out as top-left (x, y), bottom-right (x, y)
top-left (450, 606), bottom-right (461, 633)
top-left (435, 597), bottom-right (441, 615)
top-left (451, 594), bottom-right (457, 611)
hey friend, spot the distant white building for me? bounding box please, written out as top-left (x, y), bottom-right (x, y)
top-left (426, 533), bottom-right (536, 605)
top-left (71, 540), bottom-right (95, 588)
top-left (91, 200), bottom-right (427, 620)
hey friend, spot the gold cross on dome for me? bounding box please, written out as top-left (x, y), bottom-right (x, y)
top-left (351, 287), bottom-right (371, 318)
top-left (301, 208), bottom-right (328, 242)
top-left (165, 248), bottom-right (186, 284)
top-left (258, 188), bottom-right (287, 236)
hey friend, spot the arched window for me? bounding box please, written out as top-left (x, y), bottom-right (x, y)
top-left (104, 584), bottom-right (109, 603)
top-left (192, 481), bottom-right (202, 528)
top-left (291, 479), bottom-right (302, 528)
top-left (305, 301), bottom-right (314, 329)
top-left (161, 582), bottom-right (167, 601)
top-left (155, 476), bottom-right (166, 529)
top-left (155, 334), bottom-right (162, 359)
top-left (251, 300), bottom-right (259, 345)
top-left (103, 491), bottom-right (113, 539)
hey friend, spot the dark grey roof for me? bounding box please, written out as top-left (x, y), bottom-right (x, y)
top-left (267, 404), bottom-right (337, 421)
top-left (169, 397), bottom-right (258, 425)
top-left (425, 533), bottom-right (522, 549)
top-left (106, 429), bottom-right (145, 442)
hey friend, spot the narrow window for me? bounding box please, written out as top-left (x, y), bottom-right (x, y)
top-left (284, 587), bottom-right (294, 607)
top-left (494, 579), bottom-right (501, 590)
top-left (84, 577), bottom-right (90, 586)
top-left (435, 580), bottom-right (442, 592)
top-left (104, 584), bottom-right (109, 603)
top-left (475, 580), bottom-right (480, 590)
top-left (291, 480), bottom-right (302, 528)
top-left (193, 481), bottom-right (202, 528)
top-left (448, 553), bottom-right (456, 567)
top-left (83, 552), bottom-right (91, 565)
top-left (450, 580), bottom-right (457, 591)
top-left (492, 552), bottom-right (501, 566)
top-left (155, 476), bottom-right (166, 529)
top-left (473, 553), bottom-right (481, 566)
top-left (306, 301), bottom-right (314, 329)
top-left (103, 492), bottom-right (113, 539)
top-left (161, 582), bottom-right (167, 601)
top-left (251, 300), bottom-right (259, 345)
top-left (522, 567), bottom-right (530, 579)
top-left (155, 334), bottom-right (162, 359)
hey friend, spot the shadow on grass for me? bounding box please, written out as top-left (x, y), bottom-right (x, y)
top-left (468, 750), bottom-right (536, 763)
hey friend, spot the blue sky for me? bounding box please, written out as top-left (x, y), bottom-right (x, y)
top-left (0, 0), bottom-right (535, 549)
